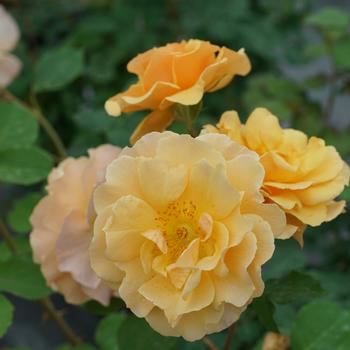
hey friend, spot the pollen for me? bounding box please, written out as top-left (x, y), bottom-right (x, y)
top-left (156, 200), bottom-right (200, 262)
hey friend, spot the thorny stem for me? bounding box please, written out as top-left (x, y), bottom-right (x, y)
top-left (223, 324), bottom-right (236, 350)
top-left (203, 336), bottom-right (219, 350)
top-left (0, 89), bottom-right (66, 161)
top-left (0, 219), bottom-right (81, 346)
top-left (39, 297), bottom-right (81, 346)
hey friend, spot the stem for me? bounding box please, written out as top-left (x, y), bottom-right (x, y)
top-left (0, 218), bottom-right (80, 346)
top-left (0, 89), bottom-right (66, 161)
top-left (223, 324), bottom-right (236, 350)
top-left (203, 336), bottom-right (219, 350)
top-left (173, 101), bottom-right (202, 137)
top-left (0, 219), bottom-right (17, 254)
top-left (29, 92), bottom-right (66, 161)
top-left (185, 118), bottom-right (196, 137)
top-left (39, 297), bottom-right (81, 346)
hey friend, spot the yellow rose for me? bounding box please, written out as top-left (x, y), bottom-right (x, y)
top-left (89, 132), bottom-right (288, 341)
top-left (30, 145), bottom-right (120, 305)
top-left (105, 39), bottom-right (251, 144)
top-left (0, 5), bottom-right (21, 88)
top-left (203, 108), bottom-right (350, 244)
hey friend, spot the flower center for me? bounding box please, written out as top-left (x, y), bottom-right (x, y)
top-left (156, 200), bottom-right (199, 261)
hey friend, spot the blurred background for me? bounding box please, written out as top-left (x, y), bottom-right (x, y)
top-left (0, 0), bottom-right (349, 349)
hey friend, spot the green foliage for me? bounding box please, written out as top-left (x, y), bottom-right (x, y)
top-left (83, 298), bottom-right (124, 316)
top-left (291, 301), bottom-right (350, 349)
top-left (95, 313), bottom-right (126, 350)
top-left (252, 295), bottom-right (278, 332)
top-left (0, 101), bottom-right (38, 149)
top-left (0, 1), bottom-right (349, 349)
top-left (34, 47), bottom-right (84, 92)
top-left (8, 193), bottom-right (42, 233)
top-left (265, 271), bottom-right (325, 304)
top-left (73, 108), bottom-right (114, 134)
top-left (118, 316), bottom-right (178, 350)
top-left (305, 7), bottom-right (349, 32)
top-left (332, 39), bottom-right (350, 70)
top-left (0, 255), bottom-right (51, 300)
top-left (0, 293), bottom-right (14, 337)
top-left (0, 238), bottom-right (31, 262)
top-left (0, 147), bottom-right (52, 185)
top-left (242, 73), bottom-right (303, 121)
top-left (0, 101), bottom-right (52, 185)
top-left (263, 240), bottom-right (308, 280)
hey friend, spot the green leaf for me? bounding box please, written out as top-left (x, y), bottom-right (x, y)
top-left (0, 237), bottom-right (31, 262)
top-left (305, 8), bottom-right (349, 32)
top-left (0, 293), bottom-right (14, 337)
top-left (34, 47), bottom-right (84, 92)
top-left (339, 187), bottom-right (350, 201)
top-left (323, 130), bottom-right (350, 157)
top-left (266, 271), bottom-right (325, 304)
top-left (0, 255), bottom-right (51, 299)
top-left (73, 107), bottom-right (114, 133)
top-left (0, 147), bottom-right (52, 185)
top-left (303, 43), bottom-right (327, 60)
top-left (332, 39), bottom-right (350, 70)
top-left (118, 316), bottom-right (178, 350)
top-left (83, 298), bottom-right (124, 316)
top-left (263, 239), bottom-right (307, 280)
top-left (273, 304), bottom-right (297, 336)
top-left (242, 73), bottom-right (302, 121)
top-left (95, 313), bottom-right (126, 350)
top-left (8, 193), bottom-right (42, 233)
top-left (308, 270), bottom-right (350, 307)
top-left (105, 112), bottom-right (144, 148)
top-left (291, 301), bottom-right (350, 350)
top-left (252, 295), bottom-right (278, 332)
top-left (0, 101), bottom-right (38, 149)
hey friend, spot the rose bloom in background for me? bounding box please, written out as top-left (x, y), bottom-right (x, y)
top-left (0, 5), bottom-right (21, 88)
top-left (30, 145), bottom-right (120, 305)
top-left (89, 131), bottom-right (291, 341)
top-left (105, 39), bottom-right (251, 143)
top-left (203, 108), bottom-right (350, 245)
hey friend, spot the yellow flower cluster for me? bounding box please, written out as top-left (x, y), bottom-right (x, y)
top-left (30, 39), bottom-right (349, 341)
top-left (203, 108), bottom-right (349, 245)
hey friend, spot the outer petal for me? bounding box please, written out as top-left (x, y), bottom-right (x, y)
top-left (130, 108), bottom-right (174, 145)
top-left (0, 53), bottom-right (21, 88)
top-left (0, 6), bottom-right (20, 52)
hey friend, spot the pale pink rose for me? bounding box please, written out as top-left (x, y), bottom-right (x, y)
top-left (30, 145), bottom-right (120, 305)
top-left (0, 5), bottom-right (21, 88)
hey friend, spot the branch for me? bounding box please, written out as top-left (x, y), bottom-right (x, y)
top-left (0, 89), bottom-right (66, 161)
top-left (0, 218), bottom-right (80, 346)
top-left (223, 324), bottom-right (236, 350)
top-left (203, 336), bottom-right (219, 350)
top-left (0, 219), bottom-right (17, 254)
top-left (39, 297), bottom-right (81, 346)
